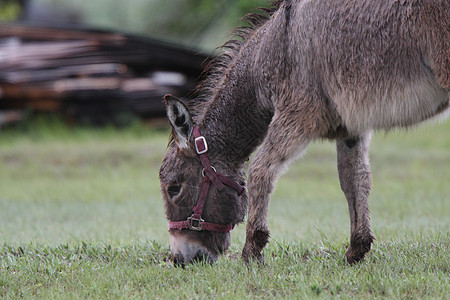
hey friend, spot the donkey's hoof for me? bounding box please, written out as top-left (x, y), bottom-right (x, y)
top-left (242, 229), bottom-right (270, 264)
top-left (344, 250), bottom-right (366, 265)
top-left (345, 230), bottom-right (374, 264)
top-left (344, 242), bottom-right (373, 264)
top-left (241, 247), bottom-right (264, 265)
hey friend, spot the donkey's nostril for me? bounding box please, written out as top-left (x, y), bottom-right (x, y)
top-left (192, 251), bottom-right (206, 263)
top-left (172, 253), bottom-right (185, 268)
top-left (191, 251), bottom-right (216, 265)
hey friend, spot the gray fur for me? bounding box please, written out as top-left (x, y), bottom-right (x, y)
top-left (159, 0), bottom-right (449, 265)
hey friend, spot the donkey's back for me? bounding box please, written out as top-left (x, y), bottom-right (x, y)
top-left (276, 0), bottom-right (449, 135)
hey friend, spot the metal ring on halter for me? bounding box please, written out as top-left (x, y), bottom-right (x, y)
top-left (201, 166), bottom-right (216, 177)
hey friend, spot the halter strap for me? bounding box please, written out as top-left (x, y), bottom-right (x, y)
top-left (168, 126), bottom-right (245, 233)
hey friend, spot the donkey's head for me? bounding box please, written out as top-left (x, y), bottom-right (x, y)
top-left (159, 95), bottom-right (248, 265)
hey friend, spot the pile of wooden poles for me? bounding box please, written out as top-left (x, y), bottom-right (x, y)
top-left (0, 24), bottom-right (207, 126)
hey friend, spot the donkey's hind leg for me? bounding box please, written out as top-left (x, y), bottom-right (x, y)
top-left (336, 132), bottom-right (374, 264)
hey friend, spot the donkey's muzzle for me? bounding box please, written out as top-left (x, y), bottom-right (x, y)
top-left (169, 231), bottom-right (218, 266)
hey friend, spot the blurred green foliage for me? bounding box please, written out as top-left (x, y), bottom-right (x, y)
top-left (37, 0), bottom-right (268, 49)
top-left (144, 0), bottom-right (263, 47)
top-left (0, 1), bottom-right (21, 21)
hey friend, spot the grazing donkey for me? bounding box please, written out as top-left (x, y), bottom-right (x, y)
top-left (159, 0), bottom-right (449, 265)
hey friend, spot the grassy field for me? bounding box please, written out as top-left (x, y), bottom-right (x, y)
top-left (0, 117), bottom-right (449, 298)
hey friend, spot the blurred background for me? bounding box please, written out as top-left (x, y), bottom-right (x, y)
top-left (0, 0), bottom-right (263, 127)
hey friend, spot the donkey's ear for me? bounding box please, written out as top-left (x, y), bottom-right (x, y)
top-left (164, 94), bottom-right (193, 150)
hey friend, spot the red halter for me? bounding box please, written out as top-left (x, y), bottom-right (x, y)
top-left (168, 126), bottom-right (245, 233)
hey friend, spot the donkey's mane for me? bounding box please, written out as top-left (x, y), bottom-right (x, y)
top-left (189, 0), bottom-right (284, 119)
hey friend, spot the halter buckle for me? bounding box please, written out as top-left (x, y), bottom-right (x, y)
top-left (187, 215), bottom-right (204, 231)
top-left (201, 166), bottom-right (216, 177)
top-left (194, 136), bottom-right (208, 155)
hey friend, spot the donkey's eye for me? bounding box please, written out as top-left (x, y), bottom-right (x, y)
top-left (167, 185), bottom-right (182, 198)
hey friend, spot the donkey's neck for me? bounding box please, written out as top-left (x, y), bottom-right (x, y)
top-left (192, 9), bottom-right (288, 168)
top-left (196, 68), bottom-right (273, 167)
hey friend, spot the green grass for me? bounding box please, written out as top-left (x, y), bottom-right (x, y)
top-left (1, 117), bottom-right (449, 298)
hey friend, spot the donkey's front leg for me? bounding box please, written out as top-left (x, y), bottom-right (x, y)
top-left (242, 116), bottom-right (311, 263)
top-left (336, 132), bottom-right (374, 264)
top-left (241, 149), bottom-right (275, 263)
